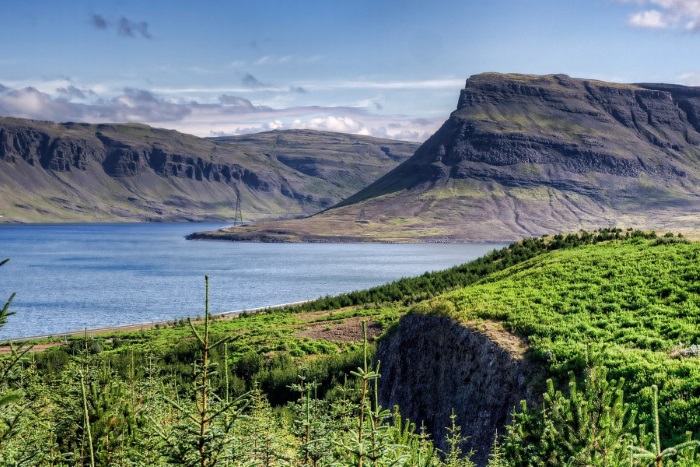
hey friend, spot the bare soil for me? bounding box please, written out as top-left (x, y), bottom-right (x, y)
top-left (296, 317), bottom-right (383, 342)
top-left (0, 342), bottom-right (63, 354)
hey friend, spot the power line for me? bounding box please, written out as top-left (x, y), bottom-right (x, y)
top-left (233, 185), bottom-right (243, 226)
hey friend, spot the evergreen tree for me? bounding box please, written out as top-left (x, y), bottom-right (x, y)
top-left (0, 258), bottom-right (29, 406)
top-left (240, 382), bottom-right (293, 466)
top-left (334, 322), bottom-right (407, 466)
top-left (0, 258), bottom-right (37, 465)
top-left (486, 431), bottom-right (508, 467)
top-left (442, 410), bottom-right (475, 467)
top-left (155, 276), bottom-right (249, 467)
top-left (504, 365), bottom-right (635, 466)
top-left (628, 385), bottom-right (700, 467)
top-left (289, 371), bottom-right (333, 466)
top-left (84, 365), bottom-right (136, 465)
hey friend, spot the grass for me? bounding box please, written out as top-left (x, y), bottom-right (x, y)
top-left (413, 235), bottom-right (700, 442)
top-left (419, 179), bottom-right (494, 201)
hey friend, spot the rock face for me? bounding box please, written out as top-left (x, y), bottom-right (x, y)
top-left (353, 74), bottom-right (697, 200)
top-left (0, 118), bottom-right (416, 222)
top-left (377, 314), bottom-right (536, 466)
top-left (202, 73), bottom-right (700, 242)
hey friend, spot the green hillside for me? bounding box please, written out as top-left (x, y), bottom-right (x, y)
top-left (412, 233), bottom-right (700, 443)
top-left (2, 231), bottom-right (700, 465)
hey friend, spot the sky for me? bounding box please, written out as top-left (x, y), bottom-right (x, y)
top-left (1, 0), bottom-right (700, 142)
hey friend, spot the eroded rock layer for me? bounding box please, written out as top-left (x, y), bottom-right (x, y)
top-left (0, 119), bottom-right (416, 222)
top-left (377, 314), bottom-right (536, 466)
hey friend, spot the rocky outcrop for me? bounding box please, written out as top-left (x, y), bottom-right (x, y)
top-left (0, 126), bottom-right (50, 165)
top-left (0, 118), bottom-right (416, 222)
top-left (377, 314), bottom-right (537, 466)
top-left (347, 73), bottom-right (700, 206)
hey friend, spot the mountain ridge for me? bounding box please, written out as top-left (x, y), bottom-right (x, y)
top-left (0, 118), bottom-right (417, 222)
top-left (192, 72), bottom-right (700, 242)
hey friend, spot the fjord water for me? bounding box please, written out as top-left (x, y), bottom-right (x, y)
top-left (0, 223), bottom-right (507, 339)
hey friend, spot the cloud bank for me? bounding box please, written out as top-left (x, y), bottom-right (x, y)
top-left (624, 0), bottom-right (700, 31)
top-left (0, 83), bottom-right (440, 142)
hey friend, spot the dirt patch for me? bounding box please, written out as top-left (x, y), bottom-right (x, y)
top-left (0, 342), bottom-right (63, 354)
top-left (463, 319), bottom-right (528, 359)
top-left (296, 317), bottom-right (383, 342)
top-left (294, 308), bottom-right (359, 323)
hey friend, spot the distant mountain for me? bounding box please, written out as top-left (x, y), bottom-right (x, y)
top-left (0, 118), bottom-right (417, 222)
top-left (191, 73), bottom-right (700, 242)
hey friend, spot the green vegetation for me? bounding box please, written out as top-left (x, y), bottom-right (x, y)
top-left (413, 232), bottom-right (700, 444)
top-left (2, 230), bottom-right (700, 465)
top-left (296, 228), bottom-right (653, 310)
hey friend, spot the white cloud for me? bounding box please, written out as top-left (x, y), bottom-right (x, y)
top-left (302, 116), bottom-right (371, 135)
top-left (630, 9), bottom-right (669, 27)
top-left (623, 0), bottom-right (700, 30)
top-left (0, 84), bottom-right (443, 142)
top-left (153, 78), bottom-right (463, 96)
top-left (211, 115), bottom-right (441, 141)
top-left (254, 55), bottom-right (324, 66)
top-left (255, 55), bottom-right (293, 65)
top-left (266, 120), bottom-right (284, 130)
top-left (302, 78), bottom-right (464, 91)
top-left (677, 70), bottom-right (700, 84)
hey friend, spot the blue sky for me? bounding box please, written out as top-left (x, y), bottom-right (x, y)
top-left (1, 0), bottom-right (700, 141)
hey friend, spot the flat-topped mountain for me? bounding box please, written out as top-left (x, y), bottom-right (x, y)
top-left (193, 73), bottom-right (700, 242)
top-left (0, 118), bottom-right (416, 222)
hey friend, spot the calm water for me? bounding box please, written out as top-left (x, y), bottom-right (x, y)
top-left (0, 223), bottom-right (507, 339)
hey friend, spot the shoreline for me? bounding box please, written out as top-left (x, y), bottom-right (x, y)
top-left (0, 299), bottom-right (312, 345)
top-left (185, 229), bottom-right (517, 245)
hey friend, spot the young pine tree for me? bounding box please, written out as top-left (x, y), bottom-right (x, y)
top-left (628, 385), bottom-right (700, 467)
top-left (503, 365), bottom-right (635, 466)
top-left (0, 258), bottom-right (38, 465)
top-left (156, 276), bottom-right (249, 467)
top-left (442, 410), bottom-right (475, 467)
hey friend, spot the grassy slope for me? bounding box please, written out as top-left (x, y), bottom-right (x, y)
top-left (22, 303), bottom-right (404, 405)
top-left (413, 235), bottom-right (700, 441)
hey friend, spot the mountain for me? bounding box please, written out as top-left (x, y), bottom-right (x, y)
top-left (190, 73), bottom-right (700, 242)
top-left (0, 118), bottom-right (417, 222)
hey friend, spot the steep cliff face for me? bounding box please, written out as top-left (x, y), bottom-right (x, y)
top-left (0, 118), bottom-right (416, 222)
top-left (346, 73), bottom-right (700, 205)
top-left (205, 73), bottom-right (700, 242)
top-left (377, 314), bottom-right (537, 466)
